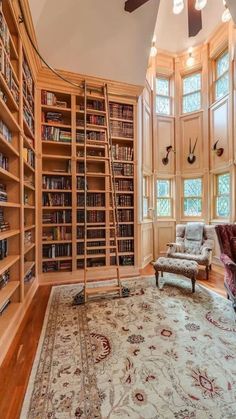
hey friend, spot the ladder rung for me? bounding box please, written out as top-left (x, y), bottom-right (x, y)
top-left (86, 265), bottom-right (119, 271)
top-left (85, 286), bottom-right (121, 295)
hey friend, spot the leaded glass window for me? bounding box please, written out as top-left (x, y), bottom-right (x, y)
top-left (182, 73), bottom-right (201, 114)
top-left (216, 173), bottom-right (230, 218)
top-left (156, 179), bottom-right (171, 217)
top-left (183, 178), bottom-right (202, 217)
top-left (215, 51), bottom-right (229, 100)
top-left (156, 77), bottom-right (171, 115)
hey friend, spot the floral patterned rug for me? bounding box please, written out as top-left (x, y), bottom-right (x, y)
top-left (20, 275), bottom-right (236, 419)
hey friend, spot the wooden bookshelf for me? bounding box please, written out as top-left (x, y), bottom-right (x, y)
top-left (38, 87), bottom-right (136, 279)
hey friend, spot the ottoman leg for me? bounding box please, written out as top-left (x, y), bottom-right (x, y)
top-left (155, 271), bottom-right (159, 287)
top-left (192, 276), bottom-right (196, 293)
top-left (161, 271), bottom-right (163, 278)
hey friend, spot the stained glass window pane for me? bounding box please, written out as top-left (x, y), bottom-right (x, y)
top-left (183, 73), bottom-right (201, 95)
top-left (156, 78), bottom-right (169, 96)
top-left (157, 199), bottom-right (171, 217)
top-left (218, 173), bottom-right (230, 194)
top-left (157, 180), bottom-right (170, 197)
top-left (184, 198), bottom-right (202, 217)
top-left (156, 96), bottom-right (170, 115)
top-left (216, 52), bottom-right (229, 78)
top-left (215, 73), bottom-right (229, 100)
top-left (184, 178), bottom-right (202, 197)
top-left (216, 196), bottom-right (230, 218)
top-left (183, 92), bottom-right (201, 113)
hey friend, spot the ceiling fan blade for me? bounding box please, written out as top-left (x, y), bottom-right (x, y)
top-left (125, 0), bottom-right (150, 13)
top-left (188, 0), bottom-right (202, 37)
top-left (226, 0), bottom-right (236, 24)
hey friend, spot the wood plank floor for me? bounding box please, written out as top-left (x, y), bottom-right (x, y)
top-left (0, 266), bottom-right (225, 419)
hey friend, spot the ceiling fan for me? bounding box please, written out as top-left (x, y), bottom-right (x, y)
top-left (124, 0), bottom-right (203, 37)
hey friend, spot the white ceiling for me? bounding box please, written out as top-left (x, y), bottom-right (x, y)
top-left (28, 0), bottom-right (160, 86)
top-left (155, 0), bottom-right (225, 53)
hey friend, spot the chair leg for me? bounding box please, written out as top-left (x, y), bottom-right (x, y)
top-left (191, 276), bottom-right (196, 293)
top-left (161, 271), bottom-right (163, 278)
top-left (209, 264), bottom-right (212, 271)
top-left (155, 271), bottom-right (159, 287)
top-left (206, 266), bottom-right (209, 280)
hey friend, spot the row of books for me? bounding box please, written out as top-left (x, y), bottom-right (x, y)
top-left (111, 120), bottom-right (133, 139)
top-left (0, 238), bottom-right (7, 260)
top-left (42, 126), bottom-right (72, 143)
top-left (116, 195), bottom-right (133, 207)
top-left (76, 130), bottom-right (106, 143)
top-left (24, 268), bottom-right (34, 283)
top-left (43, 243), bottom-right (72, 258)
top-left (77, 193), bottom-right (105, 207)
top-left (23, 104), bottom-right (34, 133)
top-left (118, 240), bottom-right (134, 252)
top-left (0, 269), bottom-right (9, 289)
top-left (0, 153), bottom-right (8, 171)
top-left (0, 297), bottom-right (10, 315)
top-left (77, 209), bottom-right (105, 223)
top-left (43, 193), bottom-right (72, 207)
top-left (0, 120), bottom-right (12, 143)
top-left (42, 227), bottom-right (72, 241)
top-left (24, 231), bottom-right (32, 246)
top-left (41, 90), bottom-right (69, 108)
top-left (42, 176), bottom-right (71, 190)
top-left (42, 260), bottom-right (72, 272)
top-left (43, 210), bottom-right (72, 224)
top-left (113, 163), bottom-right (134, 176)
top-left (0, 183), bottom-right (7, 201)
top-left (77, 227), bottom-right (106, 239)
top-left (0, 46), bottom-right (19, 104)
top-left (118, 209), bottom-right (133, 222)
top-left (23, 56), bottom-right (34, 96)
top-left (43, 111), bottom-right (64, 124)
top-left (0, 208), bottom-right (9, 231)
top-left (23, 79), bottom-right (34, 114)
top-left (23, 147), bottom-right (35, 168)
top-left (77, 115), bottom-right (105, 127)
top-left (115, 179), bottom-right (133, 191)
top-left (0, 11), bottom-right (10, 56)
top-left (87, 99), bottom-right (105, 111)
top-left (111, 144), bottom-right (133, 161)
top-left (109, 103), bottom-right (133, 121)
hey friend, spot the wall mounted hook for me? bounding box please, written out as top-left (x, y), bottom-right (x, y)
top-left (162, 145), bottom-right (175, 166)
top-left (212, 140), bottom-right (224, 157)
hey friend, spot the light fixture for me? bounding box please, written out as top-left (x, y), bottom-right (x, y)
top-left (222, 7), bottom-right (231, 22)
top-left (173, 0), bottom-right (184, 15)
top-left (150, 42), bottom-right (157, 57)
top-left (186, 47), bottom-right (194, 67)
top-left (195, 0), bottom-right (207, 11)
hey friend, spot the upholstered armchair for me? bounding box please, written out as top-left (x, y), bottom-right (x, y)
top-left (215, 224), bottom-right (236, 312)
top-left (167, 223), bottom-right (215, 279)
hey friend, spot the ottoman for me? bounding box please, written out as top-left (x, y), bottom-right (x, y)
top-left (153, 257), bottom-right (198, 293)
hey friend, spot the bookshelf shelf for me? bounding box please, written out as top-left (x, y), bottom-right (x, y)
top-left (24, 261), bottom-right (35, 277)
top-left (0, 202), bottom-right (20, 208)
top-left (42, 140), bottom-right (71, 147)
top-left (0, 255), bottom-right (20, 277)
top-left (24, 182), bottom-right (35, 191)
top-left (0, 281), bottom-right (19, 309)
top-left (0, 229), bottom-right (20, 240)
top-left (24, 243), bottom-right (35, 255)
top-left (0, 167), bottom-right (19, 182)
top-left (0, 73), bottom-right (19, 111)
top-left (0, 98), bottom-right (20, 132)
top-left (24, 224), bottom-right (35, 231)
top-left (0, 134), bottom-right (19, 157)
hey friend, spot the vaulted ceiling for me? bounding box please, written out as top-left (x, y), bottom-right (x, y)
top-left (28, 0), bottom-right (160, 86)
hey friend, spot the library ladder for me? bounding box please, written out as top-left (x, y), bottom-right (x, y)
top-left (73, 82), bottom-right (130, 304)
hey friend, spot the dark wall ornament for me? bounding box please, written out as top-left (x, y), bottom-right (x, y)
top-left (187, 137), bottom-right (198, 164)
top-left (162, 145), bottom-right (175, 166)
top-left (212, 140), bottom-right (224, 157)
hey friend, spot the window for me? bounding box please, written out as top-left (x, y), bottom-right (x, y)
top-left (215, 51), bottom-right (229, 100)
top-left (156, 77), bottom-right (171, 115)
top-left (156, 179), bottom-right (172, 217)
top-left (183, 178), bottom-right (202, 217)
top-left (143, 176), bottom-right (149, 218)
top-left (215, 173), bottom-right (230, 218)
top-left (182, 72), bottom-right (201, 114)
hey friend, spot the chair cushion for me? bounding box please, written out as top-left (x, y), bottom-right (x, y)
top-left (153, 257), bottom-right (198, 279)
top-left (168, 252), bottom-right (209, 266)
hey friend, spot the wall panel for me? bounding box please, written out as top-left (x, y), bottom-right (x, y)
top-left (180, 112), bottom-right (203, 173)
top-left (141, 222), bottom-right (153, 267)
top-left (154, 222), bottom-right (175, 259)
top-left (210, 98), bottom-right (229, 170)
top-left (154, 116), bottom-right (175, 174)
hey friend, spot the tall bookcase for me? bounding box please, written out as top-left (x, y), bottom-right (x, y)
top-left (38, 85), bottom-right (136, 282)
top-left (0, 0), bottom-right (37, 363)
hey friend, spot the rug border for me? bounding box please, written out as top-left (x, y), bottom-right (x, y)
top-left (20, 284), bottom-right (58, 418)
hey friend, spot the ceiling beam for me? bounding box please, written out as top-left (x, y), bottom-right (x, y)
top-left (124, 0), bottom-right (150, 13)
top-left (226, 0), bottom-right (236, 24)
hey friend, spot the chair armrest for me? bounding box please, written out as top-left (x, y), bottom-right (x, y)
top-left (201, 246), bottom-right (212, 255)
top-left (221, 253), bottom-right (236, 272)
top-left (166, 243), bottom-right (177, 247)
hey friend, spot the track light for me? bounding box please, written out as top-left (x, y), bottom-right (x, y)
top-left (195, 0), bottom-right (207, 10)
top-left (173, 0), bottom-right (184, 15)
top-left (186, 47), bottom-right (194, 67)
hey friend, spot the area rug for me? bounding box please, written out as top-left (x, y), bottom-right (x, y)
top-left (20, 275), bottom-right (236, 419)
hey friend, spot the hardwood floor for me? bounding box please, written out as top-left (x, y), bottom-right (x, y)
top-left (0, 266), bottom-right (225, 418)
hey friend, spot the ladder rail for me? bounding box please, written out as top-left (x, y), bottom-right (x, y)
top-left (83, 81), bottom-right (88, 301)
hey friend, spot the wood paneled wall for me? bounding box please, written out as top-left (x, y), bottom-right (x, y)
top-left (139, 22), bottom-right (236, 268)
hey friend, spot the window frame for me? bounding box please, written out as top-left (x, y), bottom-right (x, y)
top-left (143, 176), bottom-right (150, 219)
top-left (155, 76), bottom-right (171, 116)
top-left (214, 50), bottom-right (229, 102)
top-left (182, 177), bottom-right (203, 219)
top-left (214, 172), bottom-right (231, 219)
top-left (156, 178), bottom-right (173, 218)
top-left (182, 71), bottom-right (202, 115)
